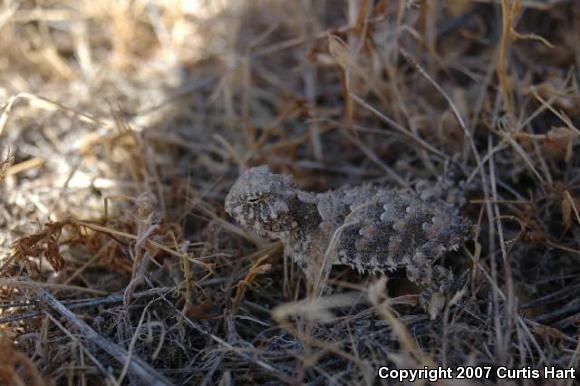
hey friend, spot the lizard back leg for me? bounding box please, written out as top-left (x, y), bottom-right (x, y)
top-left (406, 261), bottom-right (455, 316)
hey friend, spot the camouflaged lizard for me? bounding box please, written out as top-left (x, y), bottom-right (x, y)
top-left (225, 165), bottom-right (471, 315)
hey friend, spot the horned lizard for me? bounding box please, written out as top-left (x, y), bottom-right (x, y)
top-left (225, 165), bottom-right (471, 314)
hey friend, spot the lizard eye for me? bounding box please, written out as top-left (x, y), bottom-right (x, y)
top-left (246, 196), bottom-right (261, 204)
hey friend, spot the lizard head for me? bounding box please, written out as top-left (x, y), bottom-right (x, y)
top-left (225, 165), bottom-right (300, 237)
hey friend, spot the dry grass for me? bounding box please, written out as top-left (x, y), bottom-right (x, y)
top-left (0, 0), bottom-right (578, 384)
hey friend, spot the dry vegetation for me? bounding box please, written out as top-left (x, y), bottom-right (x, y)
top-left (0, 0), bottom-right (578, 385)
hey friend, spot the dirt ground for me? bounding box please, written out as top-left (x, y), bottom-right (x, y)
top-left (0, 0), bottom-right (578, 385)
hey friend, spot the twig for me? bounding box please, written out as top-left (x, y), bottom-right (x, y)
top-left (73, 220), bottom-right (212, 271)
top-left (347, 95), bottom-right (450, 161)
top-left (162, 297), bottom-right (292, 382)
top-left (33, 288), bottom-right (173, 386)
top-left (0, 278), bottom-right (108, 295)
top-left (46, 313), bottom-right (119, 385)
top-left (301, 0), bottom-right (323, 160)
top-left (0, 287), bottom-right (172, 325)
top-left (489, 134), bottom-right (515, 363)
top-left (339, 127), bottom-right (408, 188)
